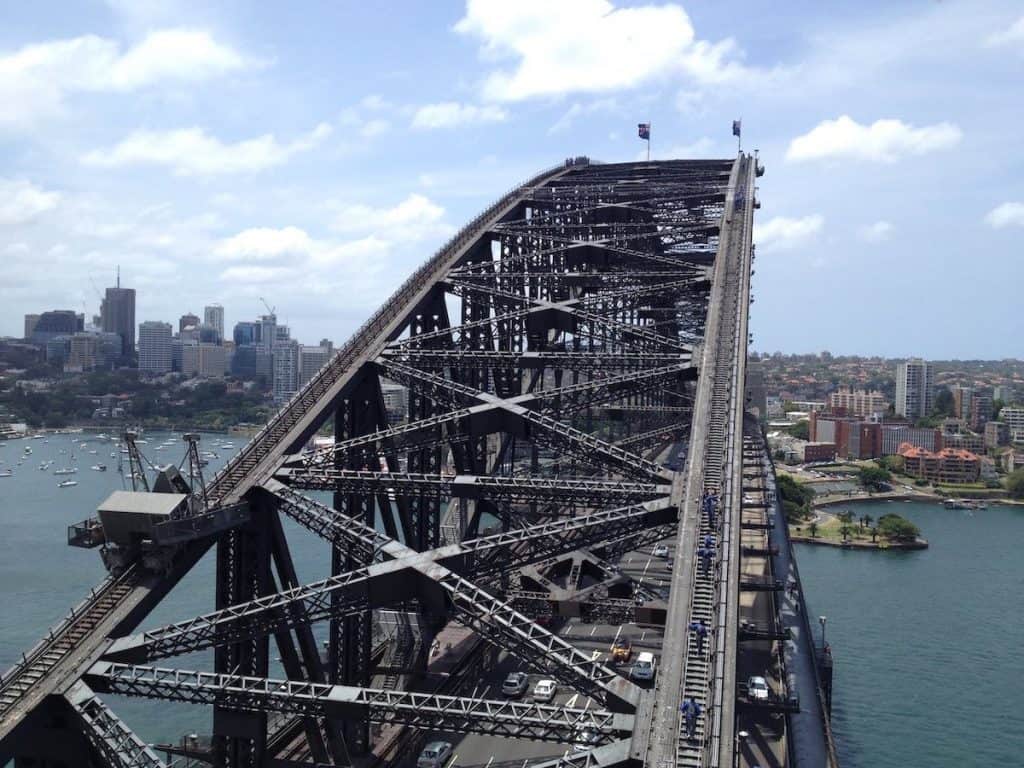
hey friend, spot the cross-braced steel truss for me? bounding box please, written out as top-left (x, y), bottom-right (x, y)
top-left (0, 156), bottom-right (760, 768)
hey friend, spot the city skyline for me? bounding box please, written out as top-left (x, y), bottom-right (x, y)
top-left (2, 1), bottom-right (1022, 357)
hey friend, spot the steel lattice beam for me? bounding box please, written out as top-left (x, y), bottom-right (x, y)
top-left (85, 663), bottom-right (632, 745)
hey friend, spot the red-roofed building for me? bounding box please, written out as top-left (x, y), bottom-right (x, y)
top-left (899, 442), bottom-right (980, 484)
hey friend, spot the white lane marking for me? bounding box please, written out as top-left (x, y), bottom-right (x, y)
top-left (641, 631), bottom-right (646, 642)
top-left (591, 649), bottom-right (602, 661)
top-left (610, 624), bottom-right (622, 650)
top-left (564, 625), bottom-right (573, 635)
top-left (565, 693), bottom-right (579, 708)
top-left (590, 625), bottom-right (597, 636)
top-left (583, 697), bottom-right (592, 712)
top-left (485, 758), bottom-right (494, 768)
top-left (444, 754), bottom-right (458, 768)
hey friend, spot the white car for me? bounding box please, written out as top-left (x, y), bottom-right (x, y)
top-left (747, 675), bottom-right (770, 702)
top-left (653, 544), bottom-right (669, 558)
top-left (533, 679), bottom-right (557, 702)
top-left (417, 740), bottom-right (453, 768)
top-left (501, 671), bottom-right (529, 697)
top-left (631, 652), bottom-right (657, 681)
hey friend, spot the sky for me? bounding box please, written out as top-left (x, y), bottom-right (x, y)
top-left (1, 0), bottom-right (1022, 358)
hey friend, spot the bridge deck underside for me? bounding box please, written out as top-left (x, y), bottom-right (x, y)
top-left (0, 157), bottom-right (760, 768)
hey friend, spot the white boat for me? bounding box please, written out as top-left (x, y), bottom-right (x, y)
top-left (0, 470), bottom-right (12, 477)
top-left (23, 446), bottom-right (32, 454)
top-left (53, 468), bottom-right (78, 475)
top-left (91, 464), bottom-right (107, 472)
top-left (57, 480), bottom-right (78, 488)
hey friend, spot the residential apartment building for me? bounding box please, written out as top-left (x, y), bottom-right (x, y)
top-left (299, 344), bottom-right (333, 387)
top-left (828, 387), bottom-right (889, 417)
top-left (985, 421), bottom-right (1009, 449)
top-left (272, 339), bottom-right (300, 402)
top-left (1002, 407), bottom-right (1024, 443)
top-left (138, 321), bottom-right (173, 374)
top-left (993, 385), bottom-right (1017, 404)
top-left (381, 382), bottom-right (409, 425)
top-left (899, 444), bottom-right (980, 484)
top-left (895, 359), bottom-right (933, 419)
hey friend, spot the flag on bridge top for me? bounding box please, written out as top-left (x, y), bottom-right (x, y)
top-left (732, 119), bottom-right (742, 137)
top-left (638, 123), bottom-right (651, 140)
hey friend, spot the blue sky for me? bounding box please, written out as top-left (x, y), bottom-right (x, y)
top-left (1, 0), bottom-right (1021, 358)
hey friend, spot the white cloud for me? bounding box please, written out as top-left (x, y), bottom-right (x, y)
top-left (454, 0), bottom-right (754, 101)
top-left (216, 226), bottom-right (314, 260)
top-left (329, 194), bottom-right (451, 241)
top-left (755, 215), bottom-right (824, 253)
top-left (0, 29), bottom-right (249, 129)
top-left (411, 101), bottom-right (507, 129)
top-left (985, 202), bottom-right (1024, 229)
top-left (859, 220), bottom-right (893, 243)
top-left (786, 116), bottom-right (962, 163)
top-left (0, 178), bottom-right (61, 223)
top-left (360, 118), bottom-right (391, 138)
top-left (548, 99), bottom-right (617, 134)
top-left (985, 16), bottom-right (1024, 48)
top-left (82, 123), bottom-right (331, 176)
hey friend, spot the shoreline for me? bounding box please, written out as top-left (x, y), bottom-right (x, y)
top-left (811, 492), bottom-right (1024, 509)
top-left (791, 534), bottom-right (929, 551)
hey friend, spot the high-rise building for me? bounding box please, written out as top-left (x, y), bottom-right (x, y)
top-left (969, 391), bottom-right (993, 431)
top-left (138, 321), bottom-right (173, 374)
top-left (994, 385), bottom-right (1017, 405)
top-left (100, 271), bottom-right (135, 358)
top-left (233, 321), bottom-right (261, 347)
top-left (64, 334), bottom-right (98, 373)
top-left (260, 314), bottom-right (277, 350)
top-left (272, 339), bottom-right (300, 402)
top-left (895, 359), bottom-right (933, 420)
top-left (203, 304), bottom-right (224, 341)
top-left (828, 387), bottom-right (889, 417)
top-left (299, 344), bottom-right (332, 387)
top-left (181, 343), bottom-right (227, 378)
top-left (31, 310), bottom-right (81, 344)
top-left (23, 314), bottom-right (40, 340)
top-left (179, 313), bottom-right (200, 334)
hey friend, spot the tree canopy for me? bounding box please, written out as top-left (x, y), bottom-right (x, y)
top-left (859, 466), bottom-right (892, 490)
top-left (1007, 469), bottom-right (1024, 500)
top-left (878, 513), bottom-right (920, 541)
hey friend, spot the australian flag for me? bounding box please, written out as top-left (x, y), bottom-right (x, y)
top-left (638, 123), bottom-right (650, 140)
top-left (732, 119), bottom-right (742, 137)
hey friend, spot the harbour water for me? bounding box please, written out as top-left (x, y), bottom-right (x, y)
top-left (796, 499), bottom-right (1024, 767)
top-left (4, 433), bottom-right (1024, 760)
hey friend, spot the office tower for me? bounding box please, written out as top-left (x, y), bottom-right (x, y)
top-left (138, 321), bottom-right (173, 374)
top-left (31, 310), bottom-right (80, 344)
top-left (895, 359), bottom-right (934, 420)
top-left (179, 312), bottom-right (200, 334)
top-left (260, 314), bottom-right (277, 350)
top-left (100, 270), bottom-right (135, 358)
top-left (203, 304), bottom-right (224, 341)
top-left (233, 321), bottom-right (261, 347)
top-left (23, 314), bottom-right (40, 340)
top-left (64, 334), bottom-right (98, 373)
top-left (299, 344), bottom-right (332, 387)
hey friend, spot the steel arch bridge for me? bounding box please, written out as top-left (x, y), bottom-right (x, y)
top-left (0, 154), bottom-right (766, 768)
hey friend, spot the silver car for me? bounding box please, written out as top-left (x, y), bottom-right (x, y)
top-left (417, 740), bottom-right (453, 768)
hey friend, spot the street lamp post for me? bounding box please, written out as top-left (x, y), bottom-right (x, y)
top-left (819, 615), bottom-right (828, 650)
top-left (734, 729), bottom-right (749, 768)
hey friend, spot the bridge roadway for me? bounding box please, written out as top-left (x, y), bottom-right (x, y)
top-left (0, 161), bottom-right (573, 752)
top-left (0, 155), bottom-right (797, 768)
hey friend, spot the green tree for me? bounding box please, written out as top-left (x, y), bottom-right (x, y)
top-left (786, 420), bottom-right (809, 440)
top-left (878, 513), bottom-right (920, 541)
top-left (837, 510), bottom-right (855, 525)
top-left (932, 387), bottom-right (955, 417)
top-left (839, 525), bottom-right (852, 541)
top-left (1007, 469), bottom-right (1024, 500)
top-left (860, 513), bottom-right (873, 531)
top-left (859, 466), bottom-right (892, 490)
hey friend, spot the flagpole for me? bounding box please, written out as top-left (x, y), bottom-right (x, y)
top-left (647, 121), bottom-right (651, 162)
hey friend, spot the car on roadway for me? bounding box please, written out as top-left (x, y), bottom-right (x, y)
top-left (611, 635), bottom-right (633, 662)
top-left (417, 740), bottom-right (453, 768)
top-left (631, 651), bottom-right (657, 681)
top-left (572, 727), bottom-right (600, 752)
top-left (501, 671), bottom-right (529, 697)
top-left (747, 675), bottom-right (770, 702)
top-left (533, 679), bottom-right (557, 702)
top-left (653, 543), bottom-right (669, 558)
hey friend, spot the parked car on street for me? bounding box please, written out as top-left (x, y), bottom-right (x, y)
top-left (533, 679), bottom-right (557, 702)
top-left (501, 671), bottom-right (529, 697)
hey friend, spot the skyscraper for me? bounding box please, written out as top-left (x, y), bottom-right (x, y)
top-left (179, 312), bottom-right (200, 333)
top-left (272, 338), bottom-right (300, 402)
top-left (138, 321), bottom-right (173, 374)
top-left (203, 304), bottom-right (224, 341)
top-left (23, 314), bottom-right (40, 340)
top-left (100, 270), bottom-right (136, 358)
top-left (895, 359), bottom-right (934, 420)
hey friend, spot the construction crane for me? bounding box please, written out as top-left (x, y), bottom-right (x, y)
top-left (259, 297), bottom-right (276, 316)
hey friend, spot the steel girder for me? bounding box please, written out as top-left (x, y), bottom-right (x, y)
top-left (65, 681), bottom-right (166, 768)
top-left (85, 663), bottom-right (632, 745)
top-left (275, 468), bottom-right (671, 505)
